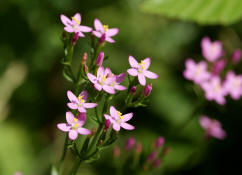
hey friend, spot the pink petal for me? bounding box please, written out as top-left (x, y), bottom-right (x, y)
top-left (113, 123), bottom-right (121, 131)
top-left (142, 58), bottom-right (151, 70)
top-left (67, 103), bottom-right (78, 109)
top-left (127, 68), bottom-right (138, 76)
top-left (97, 66), bottom-right (105, 77)
top-left (83, 103), bottom-right (97, 108)
top-left (110, 106), bottom-right (118, 118)
top-left (80, 90), bottom-right (88, 101)
top-left (64, 26), bottom-right (74, 33)
top-left (66, 111), bottom-right (74, 124)
top-left (60, 14), bottom-right (72, 27)
top-left (78, 32), bottom-right (85, 38)
top-left (199, 116), bottom-right (211, 129)
top-left (104, 114), bottom-right (111, 120)
top-left (121, 123), bottom-right (135, 130)
top-left (77, 128), bottom-right (91, 135)
top-left (69, 130), bottom-right (78, 140)
top-left (94, 19), bottom-right (104, 32)
top-left (211, 127), bottom-right (226, 139)
top-left (114, 84), bottom-right (126, 91)
top-left (67, 90), bottom-right (78, 103)
top-left (116, 73), bottom-right (125, 83)
top-left (79, 25), bottom-right (92, 32)
top-left (87, 73), bottom-right (97, 84)
top-left (138, 74), bottom-right (146, 86)
top-left (144, 70), bottom-right (158, 79)
top-left (103, 85), bottom-right (115, 94)
top-left (57, 123), bottom-right (70, 132)
top-left (105, 37), bottom-right (115, 43)
top-left (92, 31), bottom-right (102, 38)
top-left (78, 106), bottom-right (86, 113)
top-left (106, 28), bottom-right (119, 37)
top-left (77, 113), bottom-right (86, 126)
top-left (73, 13), bottom-right (81, 23)
top-left (129, 56), bottom-right (139, 68)
top-left (122, 113), bottom-right (133, 122)
top-left (94, 83), bottom-right (103, 91)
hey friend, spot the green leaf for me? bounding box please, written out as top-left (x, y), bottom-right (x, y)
top-left (141, 0), bottom-right (242, 25)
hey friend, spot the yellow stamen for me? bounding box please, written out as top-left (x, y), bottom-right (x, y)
top-left (102, 76), bottom-right (106, 82)
top-left (72, 17), bottom-right (80, 25)
top-left (139, 60), bottom-right (145, 70)
top-left (117, 111), bottom-right (124, 119)
top-left (73, 118), bottom-right (78, 122)
top-left (78, 95), bottom-right (85, 103)
top-left (103, 25), bottom-right (109, 32)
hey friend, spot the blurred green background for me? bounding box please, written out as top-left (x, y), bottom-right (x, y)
top-left (0, 0), bottom-right (242, 174)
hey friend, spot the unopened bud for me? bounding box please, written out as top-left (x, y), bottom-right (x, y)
top-left (96, 52), bottom-right (104, 67)
top-left (147, 151), bottom-right (157, 163)
top-left (135, 142), bottom-right (142, 154)
top-left (142, 84), bottom-right (152, 97)
top-left (125, 137), bottom-right (136, 151)
top-left (81, 52), bottom-right (88, 65)
top-left (113, 146), bottom-right (120, 158)
top-left (212, 59), bottom-right (226, 76)
top-left (231, 49), bottom-right (242, 64)
top-left (104, 119), bottom-right (111, 132)
top-left (71, 32), bottom-right (79, 46)
top-left (155, 137), bottom-right (165, 149)
top-left (130, 86), bottom-right (137, 95)
top-left (77, 113), bottom-right (86, 121)
top-left (153, 158), bottom-right (162, 168)
top-left (84, 64), bottom-right (88, 73)
top-left (99, 33), bottom-right (106, 45)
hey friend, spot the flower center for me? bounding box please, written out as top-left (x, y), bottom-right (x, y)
top-left (103, 25), bottom-right (109, 32)
top-left (72, 17), bottom-right (80, 25)
top-left (110, 81), bottom-right (116, 87)
top-left (117, 111), bottom-right (124, 119)
top-left (78, 95), bottom-right (85, 103)
top-left (233, 78), bottom-right (241, 88)
top-left (72, 118), bottom-right (79, 130)
top-left (138, 60), bottom-right (145, 73)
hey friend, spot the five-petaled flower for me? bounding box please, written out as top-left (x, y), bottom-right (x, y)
top-left (93, 19), bottom-right (119, 43)
top-left (224, 71), bottom-right (242, 100)
top-left (60, 13), bottom-right (92, 37)
top-left (199, 115), bottom-right (226, 140)
top-left (67, 90), bottom-right (97, 112)
top-left (57, 112), bottom-right (91, 140)
top-left (127, 56), bottom-right (158, 86)
top-left (104, 106), bottom-right (135, 131)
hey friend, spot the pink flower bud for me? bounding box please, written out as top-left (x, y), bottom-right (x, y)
top-left (96, 52), bottom-right (104, 67)
top-left (153, 158), bottom-right (162, 168)
top-left (71, 32), bottom-right (79, 46)
top-left (147, 151), bottom-right (157, 163)
top-left (130, 86), bottom-right (136, 95)
top-left (135, 142), bottom-right (142, 154)
top-left (212, 59), bottom-right (226, 76)
top-left (142, 84), bottom-right (152, 97)
top-left (231, 49), bottom-right (242, 64)
top-left (125, 137), bottom-right (136, 151)
top-left (104, 119), bottom-right (111, 131)
top-left (113, 146), bottom-right (120, 158)
top-left (81, 52), bottom-right (88, 65)
top-left (99, 33), bottom-right (106, 45)
top-left (155, 137), bottom-right (165, 149)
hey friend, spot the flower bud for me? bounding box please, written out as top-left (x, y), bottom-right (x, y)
top-left (81, 52), bottom-right (88, 65)
top-left (142, 84), bottom-right (152, 97)
top-left (96, 52), bottom-right (104, 67)
top-left (147, 151), bottom-right (157, 163)
top-left (104, 119), bottom-right (111, 132)
top-left (77, 113), bottom-right (86, 121)
top-left (71, 32), bottom-right (79, 46)
top-left (155, 137), bottom-right (165, 149)
top-left (84, 64), bottom-right (88, 73)
top-left (153, 158), bottom-right (162, 168)
top-left (99, 33), bottom-right (106, 45)
top-left (212, 59), bottom-right (226, 76)
top-left (231, 49), bottom-right (242, 64)
top-left (113, 146), bottom-right (120, 158)
top-left (130, 86), bottom-right (136, 95)
top-left (125, 137), bottom-right (136, 151)
top-left (135, 142), bottom-right (142, 154)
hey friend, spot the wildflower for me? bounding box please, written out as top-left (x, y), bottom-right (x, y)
top-left (57, 112), bottom-right (91, 140)
top-left (67, 90), bottom-right (97, 113)
top-left (125, 137), bottom-right (136, 151)
top-left (211, 59), bottom-right (226, 76)
top-left (142, 84), bottom-right (152, 97)
top-left (183, 59), bottom-right (210, 84)
top-left (201, 37), bottom-right (223, 62)
top-left (231, 49), bottom-right (242, 64)
top-left (93, 19), bottom-right (119, 43)
top-left (104, 106), bottom-right (135, 131)
top-left (96, 51), bottom-right (104, 67)
top-left (199, 115), bottom-right (226, 139)
top-left (130, 86), bottom-right (137, 95)
top-left (60, 13), bottom-right (92, 37)
top-left (224, 71), bottom-right (242, 100)
top-left (201, 76), bottom-right (226, 105)
top-left (147, 151), bottom-right (157, 163)
top-left (154, 136), bottom-right (165, 149)
top-left (109, 73), bottom-right (127, 91)
top-left (127, 56), bottom-right (158, 86)
top-left (153, 158), bottom-right (162, 168)
top-left (104, 119), bottom-right (111, 132)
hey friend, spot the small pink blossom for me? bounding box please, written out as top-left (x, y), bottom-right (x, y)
top-left (104, 106), bottom-right (135, 131)
top-left (57, 112), bottom-right (91, 140)
top-left (183, 59), bottom-right (210, 84)
top-left (231, 49), bottom-right (242, 64)
top-left (127, 56), bottom-right (158, 86)
top-left (67, 90), bottom-right (97, 113)
top-left (199, 115), bottom-right (226, 140)
top-left (154, 136), bottom-right (165, 149)
top-left (93, 19), bottom-right (119, 43)
top-left (201, 37), bottom-right (223, 62)
top-left (125, 137), bottom-right (136, 151)
top-left (142, 84), bottom-right (152, 97)
top-left (201, 76), bottom-right (226, 105)
top-left (224, 71), bottom-right (242, 100)
top-left (60, 13), bottom-right (92, 37)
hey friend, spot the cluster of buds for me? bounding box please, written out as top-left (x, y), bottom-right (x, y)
top-left (184, 36), bottom-right (242, 105)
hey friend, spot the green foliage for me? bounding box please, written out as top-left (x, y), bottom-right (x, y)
top-left (141, 0), bottom-right (242, 25)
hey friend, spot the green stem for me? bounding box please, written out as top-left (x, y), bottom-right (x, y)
top-left (58, 133), bottom-right (68, 170)
top-left (69, 158), bottom-right (82, 175)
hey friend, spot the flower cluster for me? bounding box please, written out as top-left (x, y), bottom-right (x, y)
top-left (184, 36), bottom-right (242, 105)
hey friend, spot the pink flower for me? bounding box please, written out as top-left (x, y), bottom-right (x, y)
top-left (231, 49), bottom-right (242, 64)
top-left (201, 76), bottom-right (226, 105)
top-left (67, 90), bottom-right (97, 113)
top-left (60, 13), bottom-right (92, 37)
top-left (96, 51), bottom-right (104, 67)
top-left (199, 115), bottom-right (226, 140)
top-left (183, 59), bottom-right (210, 84)
top-left (224, 71), bottom-right (242, 100)
top-left (211, 59), bottom-right (226, 76)
top-left (201, 37), bottom-right (223, 62)
top-left (127, 56), bottom-right (158, 86)
top-left (125, 137), bottom-right (136, 151)
top-left (153, 158), bottom-right (162, 168)
top-left (57, 112), bottom-right (91, 140)
top-left (109, 72), bottom-right (127, 91)
top-left (104, 106), bottom-right (135, 131)
top-left (142, 84), bottom-right (152, 97)
top-left (155, 136), bottom-right (165, 149)
top-left (93, 19), bottom-right (119, 43)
